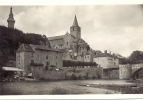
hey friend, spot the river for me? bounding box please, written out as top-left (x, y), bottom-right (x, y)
top-left (0, 79), bottom-right (135, 95)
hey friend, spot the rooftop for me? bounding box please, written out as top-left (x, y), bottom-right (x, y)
top-left (17, 44), bottom-right (63, 53)
top-left (16, 44), bottom-right (34, 52)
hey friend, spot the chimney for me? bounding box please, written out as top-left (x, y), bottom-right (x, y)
top-left (110, 51), bottom-right (111, 54)
top-left (104, 50), bottom-right (107, 54)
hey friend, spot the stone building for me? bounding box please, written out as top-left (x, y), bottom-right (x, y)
top-left (7, 7), bottom-right (15, 29)
top-left (93, 50), bottom-right (119, 68)
top-left (48, 15), bottom-right (89, 61)
top-left (93, 50), bottom-right (119, 79)
top-left (16, 43), bottom-right (63, 76)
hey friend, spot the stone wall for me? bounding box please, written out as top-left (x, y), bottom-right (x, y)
top-left (102, 69), bottom-right (119, 79)
top-left (64, 67), bottom-right (102, 79)
top-left (119, 64), bottom-right (132, 79)
top-left (31, 66), bottom-right (102, 80)
top-left (31, 66), bottom-right (65, 80)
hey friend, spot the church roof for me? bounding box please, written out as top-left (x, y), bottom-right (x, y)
top-left (16, 44), bottom-right (34, 52)
top-left (48, 35), bottom-right (64, 41)
top-left (72, 15), bottom-right (79, 26)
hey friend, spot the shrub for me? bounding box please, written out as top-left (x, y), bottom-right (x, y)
top-left (50, 87), bottom-right (69, 94)
top-left (71, 74), bottom-right (78, 80)
top-left (78, 75), bottom-right (82, 80)
top-left (92, 76), bottom-right (97, 79)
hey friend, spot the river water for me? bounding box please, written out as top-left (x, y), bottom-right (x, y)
top-left (0, 79), bottom-right (134, 95)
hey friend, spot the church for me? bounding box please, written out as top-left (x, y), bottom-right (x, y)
top-left (48, 15), bottom-right (91, 61)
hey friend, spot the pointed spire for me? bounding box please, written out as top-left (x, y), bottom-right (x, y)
top-left (7, 7), bottom-right (15, 29)
top-left (72, 15), bottom-right (78, 26)
top-left (10, 7), bottom-right (13, 14)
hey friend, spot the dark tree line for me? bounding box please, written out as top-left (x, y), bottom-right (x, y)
top-left (119, 50), bottom-right (143, 64)
top-left (0, 25), bottom-right (50, 66)
top-left (63, 60), bottom-right (97, 67)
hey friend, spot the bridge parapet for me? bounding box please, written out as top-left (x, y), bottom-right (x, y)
top-left (131, 64), bottom-right (143, 74)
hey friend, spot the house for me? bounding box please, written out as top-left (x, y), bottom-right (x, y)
top-left (16, 43), bottom-right (63, 76)
top-left (93, 50), bottom-right (119, 79)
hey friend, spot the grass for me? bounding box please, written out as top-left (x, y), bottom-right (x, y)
top-left (50, 87), bottom-right (69, 95)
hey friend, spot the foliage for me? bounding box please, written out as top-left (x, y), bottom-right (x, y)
top-left (70, 74), bottom-right (78, 80)
top-left (50, 87), bottom-right (69, 94)
top-left (119, 50), bottom-right (143, 64)
top-left (0, 25), bottom-right (50, 66)
top-left (63, 60), bottom-right (97, 67)
top-left (129, 50), bottom-right (143, 64)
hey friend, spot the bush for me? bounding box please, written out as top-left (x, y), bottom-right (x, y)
top-left (71, 74), bottom-right (78, 80)
top-left (65, 75), bottom-right (70, 80)
top-left (78, 75), bottom-right (82, 80)
top-left (50, 87), bottom-right (69, 94)
top-left (92, 76), bottom-right (97, 79)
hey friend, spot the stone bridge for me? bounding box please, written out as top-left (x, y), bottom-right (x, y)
top-left (119, 64), bottom-right (143, 79)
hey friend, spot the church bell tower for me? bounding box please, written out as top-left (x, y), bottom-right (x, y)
top-left (7, 7), bottom-right (15, 29)
top-left (70, 15), bottom-right (81, 39)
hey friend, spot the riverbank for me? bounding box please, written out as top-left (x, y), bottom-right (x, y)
top-left (79, 79), bottom-right (143, 94)
top-left (0, 80), bottom-right (124, 95)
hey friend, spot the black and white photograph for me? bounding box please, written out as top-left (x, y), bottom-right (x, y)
top-left (0, 0), bottom-right (143, 99)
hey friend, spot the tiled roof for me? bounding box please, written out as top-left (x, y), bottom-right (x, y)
top-left (31, 44), bottom-right (63, 52)
top-left (48, 35), bottom-right (64, 41)
top-left (16, 44), bottom-right (34, 52)
top-left (17, 44), bottom-right (63, 53)
top-left (94, 53), bottom-right (113, 58)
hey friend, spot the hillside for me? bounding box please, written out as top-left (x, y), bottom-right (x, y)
top-left (0, 25), bottom-right (50, 66)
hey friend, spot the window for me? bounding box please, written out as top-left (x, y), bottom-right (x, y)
top-left (67, 42), bottom-right (68, 46)
top-left (31, 53), bottom-right (34, 57)
top-left (31, 60), bottom-right (34, 64)
top-left (47, 61), bottom-right (50, 65)
top-left (46, 55), bottom-right (48, 59)
top-left (18, 53), bottom-right (20, 57)
top-left (56, 56), bottom-right (57, 59)
top-left (56, 62), bottom-right (57, 65)
top-left (38, 55), bottom-right (40, 60)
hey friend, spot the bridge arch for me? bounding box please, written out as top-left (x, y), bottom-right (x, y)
top-left (131, 67), bottom-right (143, 78)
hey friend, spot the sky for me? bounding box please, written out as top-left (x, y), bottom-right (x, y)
top-left (1, 5), bottom-right (143, 57)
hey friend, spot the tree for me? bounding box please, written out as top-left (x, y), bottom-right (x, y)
top-left (0, 25), bottom-right (51, 66)
top-left (129, 50), bottom-right (143, 64)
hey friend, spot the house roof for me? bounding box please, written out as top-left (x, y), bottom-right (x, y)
top-left (16, 44), bottom-right (34, 52)
top-left (17, 44), bottom-right (63, 53)
top-left (93, 52), bottom-right (119, 59)
top-left (31, 44), bottom-right (63, 53)
top-left (93, 53), bottom-right (113, 58)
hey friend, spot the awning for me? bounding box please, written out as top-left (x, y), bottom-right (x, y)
top-left (2, 67), bottom-right (24, 72)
